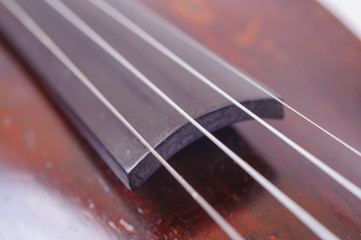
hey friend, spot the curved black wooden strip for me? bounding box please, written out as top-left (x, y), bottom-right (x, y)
top-left (0, 0), bottom-right (283, 189)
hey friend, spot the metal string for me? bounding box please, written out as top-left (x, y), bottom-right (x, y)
top-left (114, 0), bottom-right (361, 158)
top-left (0, 0), bottom-right (244, 239)
top-left (86, 0), bottom-right (361, 201)
top-left (39, 0), bottom-right (339, 239)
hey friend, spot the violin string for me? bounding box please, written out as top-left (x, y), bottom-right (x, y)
top-left (0, 1), bottom-right (244, 239)
top-left (40, 0), bottom-right (340, 239)
top-left (114, 0), bottom-right (361, 159)
top-left (86, 0), bottom-right (361, 201)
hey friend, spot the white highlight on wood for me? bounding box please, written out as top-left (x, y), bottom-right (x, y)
top-left (316, 0), bottom-right (361, 41)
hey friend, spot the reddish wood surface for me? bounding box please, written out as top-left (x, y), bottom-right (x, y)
top-left (0, 0), bottom-right (361, 239)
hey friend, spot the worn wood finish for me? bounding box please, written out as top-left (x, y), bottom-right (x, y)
top-left (0, 0), bottom-right (361, 239)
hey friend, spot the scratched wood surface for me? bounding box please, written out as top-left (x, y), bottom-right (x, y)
top-left (0, 0), bottom-right (361, 239)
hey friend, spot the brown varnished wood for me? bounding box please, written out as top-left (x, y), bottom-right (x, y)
top-left (0, 0), bottom-right (361, 239)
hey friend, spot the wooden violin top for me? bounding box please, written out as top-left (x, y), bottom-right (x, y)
top-left (0, 0), bottom-right (360, 239)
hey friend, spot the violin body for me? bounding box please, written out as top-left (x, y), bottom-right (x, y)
top-left (0, 0), bottom-right (360, 239)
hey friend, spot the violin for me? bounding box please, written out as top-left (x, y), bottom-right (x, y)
top-left (0, 0), bottom-right (360, 239)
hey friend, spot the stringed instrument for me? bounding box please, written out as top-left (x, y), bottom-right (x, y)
top-left (0, 0), bottom-right (360, 239)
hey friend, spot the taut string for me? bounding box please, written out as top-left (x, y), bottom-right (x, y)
top-left (39, 0), bottom-right (339, 239)
top-left (86, 0), bottom-right (361, 202)
top-left (0, 0), bottom-right (244, 239)
top-left (115, 0), bottom-right (361, 158)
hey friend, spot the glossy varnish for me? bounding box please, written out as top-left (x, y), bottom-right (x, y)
top-left (0, 0), bottom-right (361, 239)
